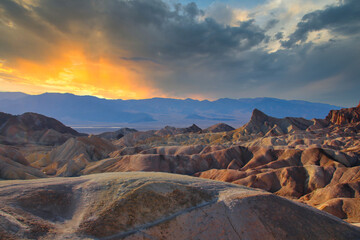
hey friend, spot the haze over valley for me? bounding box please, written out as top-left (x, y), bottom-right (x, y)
top-left (0, 92), bottom-right (340, 133)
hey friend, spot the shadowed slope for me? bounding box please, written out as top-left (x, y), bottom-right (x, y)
top-left (0, 112), bottom-right (82, 145)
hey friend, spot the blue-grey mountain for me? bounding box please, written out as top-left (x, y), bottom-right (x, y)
top-left (0, 92), bottom-right (340, 130)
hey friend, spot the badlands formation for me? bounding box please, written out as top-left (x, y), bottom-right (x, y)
top-left (0, 104), bottom-right (360, 238)
top-left (0, 172), bottom-right (359, 239)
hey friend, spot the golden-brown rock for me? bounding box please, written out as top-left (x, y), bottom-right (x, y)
top-left (0, 172), bottom-right (359, 239)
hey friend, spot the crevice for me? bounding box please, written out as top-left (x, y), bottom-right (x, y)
top-left (225, 214), bottom-right (241, 240)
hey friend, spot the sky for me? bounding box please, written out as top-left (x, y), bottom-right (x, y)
top-left (0, 0), bottom-right (359, 107)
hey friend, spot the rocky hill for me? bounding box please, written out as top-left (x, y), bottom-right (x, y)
top-left (32, 135), bottom-right (118, 177)
top-left (155, 124), bottom-right (202, 136)
top-left (326, 102), bottom-right (360, 125)
top-left (0, 112), bottom-right (13, 126)
top-left (0, 112), bottom-right (82, 145)
top-left (0, 172), bottom-right (359, 239)
top-left (239, 108), bottom-right (315, 135)
top-left (97, 127), bottom-right (137, 140)
top-left (203, 123), bottom-right (235, 133)
top-left (113, 124), bottom-right (204, 147)
top-left (0, 145), bottom-right (46, 180)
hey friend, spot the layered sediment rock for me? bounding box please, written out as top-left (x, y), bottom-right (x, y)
top-left (326, 104), bottom-right (360, 125)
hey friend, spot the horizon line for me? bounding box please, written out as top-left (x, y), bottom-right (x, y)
top-left (0, 91), bottom-right (344, 107)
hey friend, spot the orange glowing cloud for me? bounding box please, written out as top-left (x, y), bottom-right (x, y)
top-left (0, 45), bottom-right (167, 99)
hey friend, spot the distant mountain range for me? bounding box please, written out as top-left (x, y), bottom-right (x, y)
top-left (0, 92), bottom-right (341, 131)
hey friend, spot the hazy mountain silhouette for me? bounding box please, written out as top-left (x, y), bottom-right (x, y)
top-left (0, 92), bottom-right (340, 127)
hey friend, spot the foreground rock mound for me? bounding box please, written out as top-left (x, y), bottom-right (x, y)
top-left (0, 172), bottom-right (358, 240)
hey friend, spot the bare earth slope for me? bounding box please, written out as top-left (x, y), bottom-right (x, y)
top-left (0, 112), bottom-right (82, 145)
top-left (0, 145), bottom-right (47, 180)
top-left (0, 172), bottom-right (359, 240)
top-left (38, 135), bottom-right (118, 177)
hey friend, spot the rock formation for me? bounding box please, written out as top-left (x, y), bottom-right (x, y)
top-left (97, 127), bottom-right (137, 140)
top-left (155, 124), bottom-right (202, 136)
top-left (35, 135), bottom-right (118, 177)
top-left (1, 103), bottom-right (360, 230)
top-left (203, 123), bottom-right (235, 133)
top-left (113, 124), bottom-right (203, 147)
top-left (326, 104), bottom-right (360, 125)
top-left (0, 145), bottom-right (46, 180)
top-left (0, 172), bottom-right (359, 239)
top-left (0, 112), bottom-right (82, 145)
top-left (235, 108), bottom-right (314, 136)
top-left (0, 112), bottom-right (12, 126)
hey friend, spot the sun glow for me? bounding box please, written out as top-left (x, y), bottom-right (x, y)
top-left (0, 63), bottom-right (13, 74)
top-left (0, 46), bottom-right (165, 99)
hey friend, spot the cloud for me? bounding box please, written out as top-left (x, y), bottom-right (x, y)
top-left (265, 19), bottom-right (279, 30)
top-left (204, 3), bottom-right (250, 26)
top-left (157, 34), bottom-right (360, 106)
top-left (0, 0), bottom-right (268, 66)
top-left (274, 32), bottom-right (284, 40)
top-left (0, 0), bottom-right (267, 99)
top-left (282, 0), bottom-right (360, 48)
top-left (0, 0), bottom-right (359, 107)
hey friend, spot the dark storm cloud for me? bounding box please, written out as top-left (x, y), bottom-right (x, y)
top-left (100, 0), bottom-right (266, 59)
top-left (282, 0), bottom-right (360, 48)
top-left (164, 37), bottom-right (360, 106)
top-left (0, 0), bottom-right (61, 61)
top-left (265, 19), bottom-right (279, 30)
top-left (274, 32), bottom-right (283, 40)
top-left (0, 0), bottom-right (52, 37)
top-left (0, 0), bottom-right (266, 62)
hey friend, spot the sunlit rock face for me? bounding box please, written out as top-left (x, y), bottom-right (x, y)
top-left (326, 104), bottom-right (360, 125)
top-left (0, 172), bottom-right (359, 239)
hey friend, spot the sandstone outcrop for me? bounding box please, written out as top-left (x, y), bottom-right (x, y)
top-left (326, 104), bottom-right (360, 125)
top-left (0, 172), bottom-right (358, 239)
top-left (0, 112), bottom-right (82, 145)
